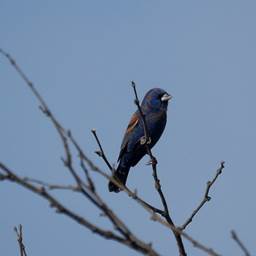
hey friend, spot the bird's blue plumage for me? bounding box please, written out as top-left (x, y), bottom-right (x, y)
top-left (109, 88), bottom-right (172, 192)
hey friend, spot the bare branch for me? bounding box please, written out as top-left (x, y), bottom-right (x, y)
top-left (231, 230), bottom-right (251, 256)
top-left (150, 213), bottom-right (221, 256)
top-left (0, 49), bottom-right (162, 256)
top-left (0, 173), bottom-right (8, 181)
top-left (80, 156), bottom-right (96, 192)
top-left (181, 161), bottom-right (225, 230)
top-left (91, 129), bottom-right (114, 172)
top-left (0, 163), bottom-right (158, 256)
top-left (23, 177), bottom-right (79, 191)
top-left (131, 81), bottom-right (186, 256)
top-left (0, 50), bottom-right (87, 192)
top-left (14, 225), bottom-right (27, 256)
top-left (0, 49), bottom-right (224, 256)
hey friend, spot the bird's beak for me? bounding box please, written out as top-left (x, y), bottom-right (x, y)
top-left (161, 93), bottom-right (172, 102)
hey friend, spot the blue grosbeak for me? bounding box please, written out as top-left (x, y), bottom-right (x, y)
top-left (109, 88), bottom-right (172, 192)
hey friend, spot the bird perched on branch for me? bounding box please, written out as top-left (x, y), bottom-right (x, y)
top-left (109, 88), bottom-right (172, 192)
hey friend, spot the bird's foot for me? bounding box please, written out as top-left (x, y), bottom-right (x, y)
top-left (140, 136), bottom-right (151, 145)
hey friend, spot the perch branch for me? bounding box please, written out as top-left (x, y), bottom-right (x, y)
top-left (131, 81), bottom-right (186, 256)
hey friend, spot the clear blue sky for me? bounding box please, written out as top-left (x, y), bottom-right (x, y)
top-left (1, 1), bottom-right (255, 255)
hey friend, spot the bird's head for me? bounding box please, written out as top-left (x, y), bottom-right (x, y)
top-left (141, 88), bottom-right (172, 112)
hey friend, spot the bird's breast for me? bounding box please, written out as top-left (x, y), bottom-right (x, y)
top-left (144, 110), bottom-right (167, 146)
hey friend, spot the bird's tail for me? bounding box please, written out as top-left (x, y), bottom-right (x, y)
top-left (108, 165), bottom-right (130, 193)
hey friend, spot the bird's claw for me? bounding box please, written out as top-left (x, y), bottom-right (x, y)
top-left (140, 136), bottom-right (151, 145)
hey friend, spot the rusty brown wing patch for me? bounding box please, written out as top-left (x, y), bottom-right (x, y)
top-left (118, 112), bottom-right (139, 161)
top-left (126, 112), bottom-right (139, 134)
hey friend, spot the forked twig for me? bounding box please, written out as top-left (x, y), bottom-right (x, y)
top-left (14, 225), bottom-right (27, 256)
top-left (181, 161), bottom-right (225, 230)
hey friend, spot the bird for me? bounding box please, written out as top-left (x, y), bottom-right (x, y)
top-left (108, 88), bottom-right (172, 192)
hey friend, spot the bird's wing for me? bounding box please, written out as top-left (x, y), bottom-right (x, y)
top-left (118, 111), bottom-right (140, 161)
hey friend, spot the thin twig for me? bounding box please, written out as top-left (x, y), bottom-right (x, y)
top-left (80, 157), bottom-right (96, 192)
top-left (231, 230), bottom-right (251, 256)
top-left (131, 81), bottom-right (150, 145)
top-left (91, 129), bottom-right (113, 172)
top-left (23, 177), bottom-right (79, 191)
top-left (181, 161), bottom-right (225, 230)
top-left (131, 81), bottom-right (186, 256)
top-left (14, 225), bottom-right (27, 256)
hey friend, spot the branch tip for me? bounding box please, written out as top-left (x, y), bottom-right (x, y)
top-left (231, 230), bottom-right (251, 256)
top-left (14, 224), bottom-right (27, 256)
top-left (181, 161), bottom-right (225, 230)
